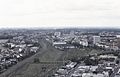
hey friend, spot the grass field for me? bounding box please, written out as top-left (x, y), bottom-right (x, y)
top-left (14, 63), bottom-right (60, 77)
top-left (62, 48), bottom-right (103, 60)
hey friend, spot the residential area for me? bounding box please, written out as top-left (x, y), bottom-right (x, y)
top-left (0, 30), bottom-right (41, 74)
top-left (0, 29), bottom-right (120, 77)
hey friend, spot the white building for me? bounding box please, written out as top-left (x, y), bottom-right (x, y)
top-left (93, 36), bottom-right (101, 44)
top-left (54, 32), bottom-right (61, 37)
top-left (116, 35), bottom-right (120, 38)
top-left (82, 73), bottom-right (107, 77)
top-left (79, 39), bottom-right (88, 47)
top-left (53, 42), bottom-right (66, 46)
top-left (66, 62), bottom-right (77, 69)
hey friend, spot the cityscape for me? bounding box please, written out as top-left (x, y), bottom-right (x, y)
top-left (0, 0), bottom-right (120, 77)
top-left (0, 28), bottom-right (119, 77)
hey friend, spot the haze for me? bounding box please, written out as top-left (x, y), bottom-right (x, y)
top-left (0, 0), bottom-right (120, 28)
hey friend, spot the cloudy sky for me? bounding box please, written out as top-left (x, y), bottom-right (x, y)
top-left (0, 0), bottom-right (120, 28)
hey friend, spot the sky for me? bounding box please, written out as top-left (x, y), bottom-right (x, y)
top-left (0, 0), bottom-right (120, 28)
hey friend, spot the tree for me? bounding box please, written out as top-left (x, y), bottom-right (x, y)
top-left (116, 60), bottom-right (119, 64)
top-left (34, 58), bottom-right (40, 63)
top-left (41, 66), bottom-right (46, 72)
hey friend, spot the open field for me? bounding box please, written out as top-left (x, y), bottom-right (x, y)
top-left (14, 63), bottom-right (61, 77)
top-left (62, 48), bottom-right (104, 61)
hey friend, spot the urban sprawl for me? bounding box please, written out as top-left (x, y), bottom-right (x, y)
top-left (0, 29), bottom-right (120, 77)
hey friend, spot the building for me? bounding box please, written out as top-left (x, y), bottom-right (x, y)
top-left (93, 36), bottom-right (101, 44)
top-left (79, 39), bottom-right (88, 47)
top-left (53, 42), bottom-right (66, 46)
top-left (116, 35), bottom-right (120, 38)
top-left (0, 39), bottom-right (8, 43)
top-left (54, 32), bottom-right (61, 37)
top-left (70, 30), bottom-right (75, 36)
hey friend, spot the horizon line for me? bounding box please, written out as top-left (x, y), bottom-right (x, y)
top-left (0, 26), bottom-right (120, 30)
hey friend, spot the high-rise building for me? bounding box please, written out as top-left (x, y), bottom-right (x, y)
top-left (93, 36), bottom-right (101, 44)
